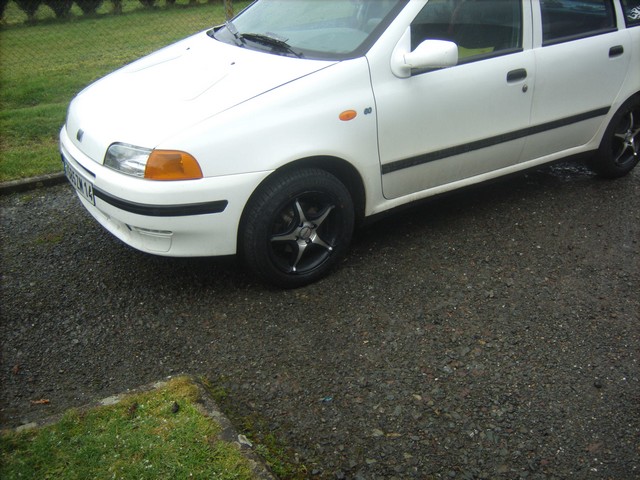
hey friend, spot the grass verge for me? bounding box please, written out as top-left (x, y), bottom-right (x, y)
top-left (0, 2), bottom-right (249, 182)
top-left (0, 376), bottom-right (257, 479)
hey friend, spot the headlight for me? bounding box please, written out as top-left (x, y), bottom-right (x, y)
top-left (104, 143), bottom-right (203, 181)
top-left (104, 143), bottom-right (151, 178)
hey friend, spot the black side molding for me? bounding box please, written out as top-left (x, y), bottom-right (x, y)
top-left (381, 107), bottom-right (610, 175)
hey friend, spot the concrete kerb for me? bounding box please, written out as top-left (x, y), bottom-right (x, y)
top-left (8, 375), bottom-right (276, 480)
top-left (0, 172), bottom-right (67, 195)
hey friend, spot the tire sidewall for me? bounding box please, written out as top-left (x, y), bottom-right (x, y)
top-left (594, 94), bottom-right (640, 178)
top-left (241, 168), bottom-right (355, 288)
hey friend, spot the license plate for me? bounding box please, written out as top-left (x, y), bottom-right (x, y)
top-left (63, 158), bottom-right (95, 205)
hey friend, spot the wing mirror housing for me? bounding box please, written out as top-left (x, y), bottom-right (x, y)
top-left (391, 29), bottom-right (458, 78)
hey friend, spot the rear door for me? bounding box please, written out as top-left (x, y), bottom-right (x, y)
top-left (521, 0), bottom-right (632, 161)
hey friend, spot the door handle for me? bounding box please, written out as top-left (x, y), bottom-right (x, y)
top-left (507, 68), bottom-right (527, 83)
top-left (609, 45), bottom-right (624, 57)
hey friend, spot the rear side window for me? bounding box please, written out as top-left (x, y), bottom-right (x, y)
top-left (410, 0), bottom-right (522, 63)
top-left (621, 0), bottom-right (640, 26)
top-left (541, 0), bottom-right (617, 45)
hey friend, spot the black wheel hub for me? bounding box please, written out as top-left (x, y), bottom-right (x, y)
top-left (613, 110), bottom-right (640, 167)
top-left (268, 195), bottom-right (338, 274)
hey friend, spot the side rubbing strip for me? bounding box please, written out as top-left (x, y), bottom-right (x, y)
top-left (94, 188), bottom-right (228, 217)
top-left (381, 107), bottom-right (610, 174)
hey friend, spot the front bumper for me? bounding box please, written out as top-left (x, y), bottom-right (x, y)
top-left (60, 126), bottom-right (270, 257)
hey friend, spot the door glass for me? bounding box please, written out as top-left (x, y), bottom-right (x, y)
top-left (410, 0), bottom-right (522, 63)
top-left (621, 0), bottom-right (640, 26)
top-left (540, 0), bottom-right (616, 45)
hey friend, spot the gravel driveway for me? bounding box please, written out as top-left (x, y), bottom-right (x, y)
top-left (1, 162), bottom-right (638, 479)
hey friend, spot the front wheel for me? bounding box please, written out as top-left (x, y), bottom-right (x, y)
top-left (591, 96), bottom-right (640, 178)
top-left (241, 168), bottom-right (355, 288)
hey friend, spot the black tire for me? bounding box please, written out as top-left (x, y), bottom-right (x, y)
top-left (241, 168), bottom-right (355, 288)
top-left (591, 95), bottom-right (640, 178)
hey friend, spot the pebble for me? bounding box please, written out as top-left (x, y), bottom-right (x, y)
top-left (1, 171), bottom-right (638, 479)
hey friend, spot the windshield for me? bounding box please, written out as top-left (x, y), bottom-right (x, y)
top-left (211, 0), bottom-right (407, 60)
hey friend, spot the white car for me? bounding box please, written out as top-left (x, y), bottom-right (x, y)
top-left (61, 0), bottom-right (640, 288)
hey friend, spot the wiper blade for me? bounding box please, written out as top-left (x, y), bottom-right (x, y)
top-left (240, 32), bottom-right (304, 58)
top-left (225, 20), bottom-right (243, 44)
top-left (220, 21), bottom-right (303, 58)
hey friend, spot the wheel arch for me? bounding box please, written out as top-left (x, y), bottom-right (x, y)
top-left (591, 89), bottom-right (640, 178)
top-left (237, 155), bottom-right (367, 254)
top-left (609, 89), bottom-right (640, 121)
top-left (598, 89), bottom-right (640, 151)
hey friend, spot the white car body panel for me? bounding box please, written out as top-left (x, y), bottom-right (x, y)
top-left (156, 58), bottom-right (378, 179)
top-left (60, 0), bottom-right (640, 263)
top-left (371, 2), bottom-right (536, 199)
top-left (523, 32), bottom-right (631, 161)
top-left (373, 47), bottom-right (536, 198)
top-left (66, 31), bottom-right (335, 164)
top-left (61, 128), bottom-right (270, 256)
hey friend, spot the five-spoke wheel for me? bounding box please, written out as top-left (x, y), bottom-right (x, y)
top-left (611, 108), bottom-right (639, 168)
top-left (241, 168), bottom-right (354, 288)
top-left (593, 96), bottom-right (640, 178)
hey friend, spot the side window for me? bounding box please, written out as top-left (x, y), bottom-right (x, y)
top-left (410, 0), bottom-right (522, 63)
top-left (540, 0), bottom-right (617, 45)
top-left (621, 0), bottom-right (640, 26)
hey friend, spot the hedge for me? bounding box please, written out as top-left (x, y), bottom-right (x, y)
top-left (1, 1), bottom-right (230, 22)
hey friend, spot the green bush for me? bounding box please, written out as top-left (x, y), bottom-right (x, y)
top-left (2, 1), bottom-right (229, 23)
top-left (75, 0), bottom-right (104, 15)
top-left (14, 0), bottom-right (40, 22)
top-left (43, 0), bottom-right (73, 18)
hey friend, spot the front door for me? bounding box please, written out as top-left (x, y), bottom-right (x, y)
top-left (372, 0), bottom-right (534, 199)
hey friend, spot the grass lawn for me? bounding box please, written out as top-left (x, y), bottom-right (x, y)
top-left (0, 2), bottom-right (249, 182)
top-left (0, 377), bottom-right (256, 479)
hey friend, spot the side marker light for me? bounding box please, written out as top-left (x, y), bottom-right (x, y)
top-left (339, 110), bottom-right (357, 121)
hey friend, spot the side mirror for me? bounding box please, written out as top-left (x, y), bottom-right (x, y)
top-left (391, 38), bottom-right (458, 78)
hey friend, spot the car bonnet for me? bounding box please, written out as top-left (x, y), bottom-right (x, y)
top-left (66, 31), bottom-right (335, 164)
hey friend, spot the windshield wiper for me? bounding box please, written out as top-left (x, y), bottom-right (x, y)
top-left (220, 21), bottom-right (303, 58)
top-left (239, 32), bottom-right (304, 58)
top-left (224, 20), bottom-right (243, 44)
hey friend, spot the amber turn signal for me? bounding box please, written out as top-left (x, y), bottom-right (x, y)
top-left (339, 110), bottom-right (357, 121)
top-left (145, 150), bottom-right (203, 180)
